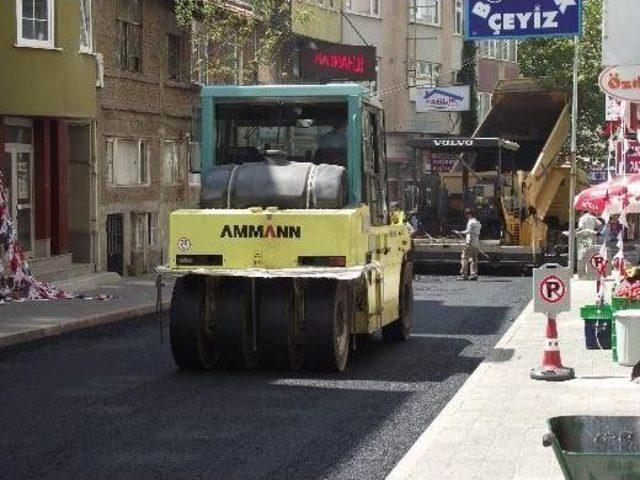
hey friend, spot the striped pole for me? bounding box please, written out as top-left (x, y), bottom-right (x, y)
top-left (541, 317), bottom-right (563, 370)
top-left (530, 315), bottom-right (575, 381)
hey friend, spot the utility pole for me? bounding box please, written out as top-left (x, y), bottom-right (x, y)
top-left (568, 35), bottom-right (580, 273)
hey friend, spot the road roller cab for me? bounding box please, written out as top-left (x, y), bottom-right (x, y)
top-left (161, 84), bottom-right (412, 372)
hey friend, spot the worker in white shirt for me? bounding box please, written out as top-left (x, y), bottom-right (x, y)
top-left (576, 210), bottom-right (603, 261)
top-left (577, 210), bottom-right (603, 234)
top-left (454, 208), bottom-right (482, 281)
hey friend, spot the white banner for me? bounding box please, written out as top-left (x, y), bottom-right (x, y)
top-left (603, 0), bottom-right (640, 66)
top-left (415, 86), bottom-right (471, 112)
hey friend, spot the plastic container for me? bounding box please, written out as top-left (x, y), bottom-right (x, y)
top-left (614, 310), bottom-right (640, 366)
top-left (544, 416), bottom-right (640, 480)
top-left (609, 296), bottom-right (640, 361)
top-left (580, 305), bottom-right (613, 350)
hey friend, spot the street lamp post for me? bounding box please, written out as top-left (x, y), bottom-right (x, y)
top-left (568, 35), bottom-right (580, 273)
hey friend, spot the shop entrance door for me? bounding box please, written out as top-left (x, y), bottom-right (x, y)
top-left (3, 118), bottom-right (34, 254)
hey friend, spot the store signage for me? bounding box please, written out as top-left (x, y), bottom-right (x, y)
top-left (300, 44), bottom-right (376, 82)
top-left (587, 168), bottom-right (607, 185)
top-left (605, 95), bottom-right (623, 122)
top-left (416, 86), bottom-right (470, 112)
top-left (599, 65), bottom-right (640, 102)
top-left (625, 140), bottom-right (640, 174)
top-left (465, 0), bottom-right (583, 40)
top-left (423, 151), bottom-right (458, 173)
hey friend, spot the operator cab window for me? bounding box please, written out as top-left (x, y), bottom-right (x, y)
top-left (363, 106), bottom-right (389, 225)
top-left (215, 102), bottom-right (349, 167)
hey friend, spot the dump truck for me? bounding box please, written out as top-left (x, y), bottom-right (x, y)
top-left (410, 79), bottom-right (571, 268)
top-left (159, 84), bottom-right (412, 372)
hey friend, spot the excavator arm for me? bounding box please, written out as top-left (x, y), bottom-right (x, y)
top-left (523, 103), bottom-right (571, 219)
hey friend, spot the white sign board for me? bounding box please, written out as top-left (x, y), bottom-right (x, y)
top-left (599, 65), bottom-right (640, 102)
top-left (578, 246), bottom-right (613, 280)
top-left (602, 0), bottom-right (640, 66)
top-left (416, 86), bottom-right (471, 112)
top-left (533, 265), bottom-right (572, 316)
top-left (606, 95), bottom-right (623, 122)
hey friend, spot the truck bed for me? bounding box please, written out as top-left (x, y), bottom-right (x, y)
top-left (411, 238), bottom-right (544, 267)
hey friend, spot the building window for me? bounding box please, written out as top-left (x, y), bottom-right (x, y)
top-left (478, 40), bottom-right (518, 62)
top-left (191, 24), bottom-right (208, 84)
top-left (162, 140), bottom-right (181, 185)
top-left (411, 0), bottom-right (440, 26)
top-left (454, 0), bottom-right (463, 35)
top-left (106, 138), bottom-right (150, 187)
top-left (167, 34), bottom-right (181, 81)
top-left (477, 92), bottom-right (492, 122)
top-left (414, 61), bottom-right (441, 87)
top-left (507, 40), bottom-right (518, 62)
top-left (79, 0), bottom-right (92, 51)
top-left (148, 212), bottom-right (158, 246)
top-left (346, 0), bottom-right (380, 16)
top-left (135, 213), bottom-right (146, 250)
top-left (17, 0), bottom-right (54, 48)
top-left (312, 0), bottom-right (337, 9)
top-left (116, 0), bottom-right (143, 72)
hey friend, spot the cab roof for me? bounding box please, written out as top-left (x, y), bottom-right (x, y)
top-left (201, 83), bottom-right (366, 100)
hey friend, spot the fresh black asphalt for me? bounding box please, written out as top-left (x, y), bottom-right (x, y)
top-left (0, 274), bottom-right (531, 480)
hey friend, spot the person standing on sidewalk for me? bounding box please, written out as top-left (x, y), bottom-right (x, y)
top-left (455, 208), bottom-right (482, 281)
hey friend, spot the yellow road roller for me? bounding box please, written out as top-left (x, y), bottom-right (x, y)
top-left (160, 84), bottom-right (412, 371)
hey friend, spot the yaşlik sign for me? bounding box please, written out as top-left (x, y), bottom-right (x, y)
top-left (465, 0), bottom-right (583, 40)
top-left (415, 86), bottom-right (471, 112)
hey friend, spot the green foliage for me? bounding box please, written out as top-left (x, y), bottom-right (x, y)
top-left (518, 0), bottom-right (605, 164)
top-left (175, 0), bottom-right (310, 84)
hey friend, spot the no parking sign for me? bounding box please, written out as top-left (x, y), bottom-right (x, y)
top-left (533, 264), bottom-right (571, 316)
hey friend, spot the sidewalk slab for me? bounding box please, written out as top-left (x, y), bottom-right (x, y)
top-left (0, 275), bottom-right (173, 348)
top-left (387, 279), bottom-right (636, 480)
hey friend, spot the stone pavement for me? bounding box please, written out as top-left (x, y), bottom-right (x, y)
top-left (387, 279), bottom-right (637, 480)
top-left (0, 275), bottom-right (173, 348)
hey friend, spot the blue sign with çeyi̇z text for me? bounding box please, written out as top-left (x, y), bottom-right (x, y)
top-left (465, 0), bottom-right (582, 40)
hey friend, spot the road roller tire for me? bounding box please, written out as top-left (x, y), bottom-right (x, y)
top-left (170, 275), bottom-right (217, 370)
top-left (382, 262), bottom-right (413, 342)
top-left (216, 278), bottom-right (260, 370)
top-left (257, 279), bottom-right (304, 370)
top-left (303, 280), bottom-right (351, 372)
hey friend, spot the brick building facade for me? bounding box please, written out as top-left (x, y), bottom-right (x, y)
top-left (94, 0), bottom-right (200, 276)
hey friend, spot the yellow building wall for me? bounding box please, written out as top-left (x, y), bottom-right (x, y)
top-left (0, 1), bottom-right (96, 118)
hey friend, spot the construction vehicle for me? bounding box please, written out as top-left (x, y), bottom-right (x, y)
top-left (158, 84), bottom-right (412, 372)
top-left (410, 79), bottom-right (571, 268)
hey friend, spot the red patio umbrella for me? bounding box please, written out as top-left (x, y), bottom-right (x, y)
top-left (574, 174), bottom-right (640, 215)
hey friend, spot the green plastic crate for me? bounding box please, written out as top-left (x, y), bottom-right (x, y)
top-left (611, 297), bottom-right (640, 311)
top-left (580, 305), bottom-right (613, 321)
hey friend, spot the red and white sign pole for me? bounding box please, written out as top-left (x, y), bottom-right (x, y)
top-left (531, 268), bottom-right (575, 381)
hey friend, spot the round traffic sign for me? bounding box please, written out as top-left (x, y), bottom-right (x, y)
top-left (539, 275), bottom-right (566, 304)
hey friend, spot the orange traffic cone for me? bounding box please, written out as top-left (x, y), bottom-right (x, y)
top-left (530, 316), bottom-right (575, 381)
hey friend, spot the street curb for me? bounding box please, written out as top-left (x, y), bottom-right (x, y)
top-left (0, 301), bottom-right (171, 349)
top-left (385, 299), bottom-right (534, 480)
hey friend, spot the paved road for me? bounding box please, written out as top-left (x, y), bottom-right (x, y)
top-left (0, 275), bottom-right (531, 480)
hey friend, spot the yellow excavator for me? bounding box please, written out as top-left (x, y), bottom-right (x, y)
top-left (411, 79), bottom-right (572, 268)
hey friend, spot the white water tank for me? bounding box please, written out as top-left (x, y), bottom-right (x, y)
top-left (615, 310), bottom-right (640, 366)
